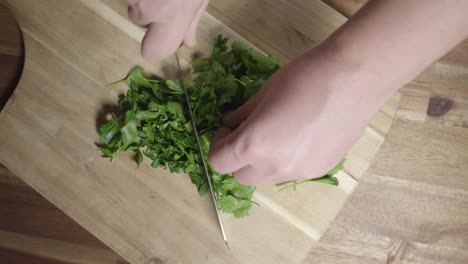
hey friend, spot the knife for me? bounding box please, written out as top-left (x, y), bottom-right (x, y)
top-left (174, 52), bottom-right (230, 249)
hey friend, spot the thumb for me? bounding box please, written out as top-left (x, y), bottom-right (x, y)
top-left (208, 127), bottom-right (249, 174)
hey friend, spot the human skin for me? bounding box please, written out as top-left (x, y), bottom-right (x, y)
top-left (126, 0), bottom-right (468, 185)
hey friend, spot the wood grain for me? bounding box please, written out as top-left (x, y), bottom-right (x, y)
top-left (0, 230), bottom-right (127, 264)
top-left (0, 248), bottom-right (69, 264)
top-left (307, 123), bottom-right (468, 263)
top-left (0, 162), bottom-right (127, 263)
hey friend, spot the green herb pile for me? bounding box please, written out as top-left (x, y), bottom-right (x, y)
top-left (98, 35), bottom-right (341, 218)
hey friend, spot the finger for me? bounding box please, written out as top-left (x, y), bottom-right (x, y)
top-left (141, 21), bottom-right (186, 62)
top-left (208, 128), bottom-right (248, 174)
top-left (223, 85), bottom-right (269, 128)
top-left (127, 0), bottom-right (162, 26)
top-left (183, 0), bottom-right (208, 48)
top-left (233, 165), bottom-right (274, 185)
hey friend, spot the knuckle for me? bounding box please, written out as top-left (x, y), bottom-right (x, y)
top-left (233, 137), bottom-right (252, 161)
top-left (128, 4), bottom-right (144, 22)
top-left (233, 132), bottom-right (259, 161)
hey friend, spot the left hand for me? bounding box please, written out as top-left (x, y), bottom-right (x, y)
top-left (126, 0), bottom-right (209, 62)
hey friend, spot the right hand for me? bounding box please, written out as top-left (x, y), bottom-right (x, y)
top-left (126, 0), bottom-right (209, 62)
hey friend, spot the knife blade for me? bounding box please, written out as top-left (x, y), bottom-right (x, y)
top-left (174, 52), bottom-right (229, 249)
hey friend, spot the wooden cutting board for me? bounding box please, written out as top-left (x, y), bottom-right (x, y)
top-left (0, 0), bottom-right (399, 263)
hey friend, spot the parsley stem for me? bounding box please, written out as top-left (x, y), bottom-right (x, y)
top-left (234, 78), bottom-right (247, 86)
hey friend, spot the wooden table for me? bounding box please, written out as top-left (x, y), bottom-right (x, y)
top-left (1, 1), bottom-right (467, 263)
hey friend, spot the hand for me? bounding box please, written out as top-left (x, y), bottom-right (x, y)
top-left (126, 0), bottom-right (208, 62)
top-left (208, 44), bottom-right (389, 185)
